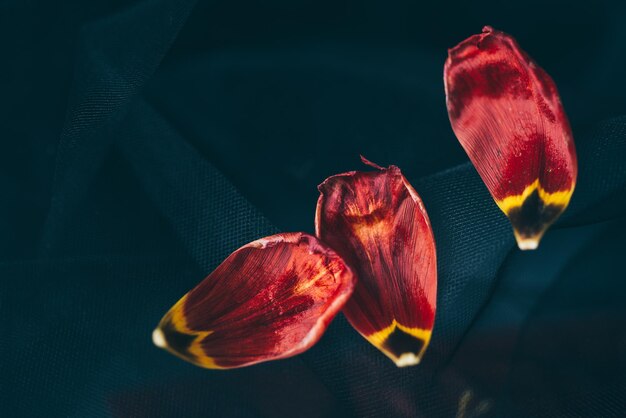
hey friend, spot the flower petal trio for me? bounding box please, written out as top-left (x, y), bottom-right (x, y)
top-left (153, 27), bottom-right (576, 368)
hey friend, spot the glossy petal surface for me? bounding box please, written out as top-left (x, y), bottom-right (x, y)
top-left (316, 157), bottom-right (437, 367)
top-left (153, 233), bottom-right (355, 369)
top-left (444, 26), bottom-right (577, 249)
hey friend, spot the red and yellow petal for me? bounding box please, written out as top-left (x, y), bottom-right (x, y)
top-left (444, 26), bottom-right (577, 250)
top-left (315, 157), bottom-right (437, 367)
top-left (153, 233), bottom-right (355, 369)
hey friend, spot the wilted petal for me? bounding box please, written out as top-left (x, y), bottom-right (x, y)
top-left (444, 26), bottom-right (577, 250)
top-left (316, 157), bottom-right (437, 367)
top-left (153, 233), bottom-right (355, 369)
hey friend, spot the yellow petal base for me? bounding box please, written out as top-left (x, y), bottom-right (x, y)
top-left (153, 295), bottom-right (222, 369)
top-left (495, 179), bottom-right (574, 251)
top-left (365, 319), bottom-right (432, 367)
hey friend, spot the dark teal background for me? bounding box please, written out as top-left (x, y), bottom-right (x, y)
top-left (3, 1), bottom-right (626, 417)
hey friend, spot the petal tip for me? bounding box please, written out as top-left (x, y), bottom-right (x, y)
top-left (152, 327), bottom-right (167, 348)
top-left (513, 224), bottom-right (547, 251)
top-left (515, 235), bottom-right (541, 251)
top-left (394, 353), bottom-right (421, 368)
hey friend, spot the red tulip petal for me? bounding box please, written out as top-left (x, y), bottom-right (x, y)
top-left (444, 26), bottom-right (577, 250)
top-left (152, 233), bottom-right (355, 369)
top-left (315, 157), bottom-right (437, 367)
